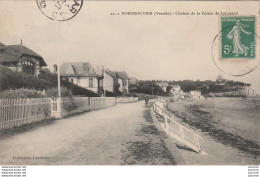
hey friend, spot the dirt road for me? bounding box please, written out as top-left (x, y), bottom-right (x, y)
top-left (0, 101), bottom-right (176, 165)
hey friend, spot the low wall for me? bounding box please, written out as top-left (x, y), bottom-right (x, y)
top-left (61, 97), bottom-right (91, 117)
top-left (90, 97), bottom-right (116, 110)
top-left (116, 97), bottom-right (139, 103)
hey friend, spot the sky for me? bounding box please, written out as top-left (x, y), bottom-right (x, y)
top-left (0, 1), bottom-right (259, 92)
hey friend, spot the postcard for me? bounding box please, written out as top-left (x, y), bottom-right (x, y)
top-left (0, 0), bottom-right (259, 168)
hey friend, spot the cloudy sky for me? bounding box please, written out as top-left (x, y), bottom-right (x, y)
top-left (0, 1), bottom-right (259, 92)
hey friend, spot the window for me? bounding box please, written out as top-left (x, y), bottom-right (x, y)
top-left (89, 78), bottom-right (93, 88)
top-left (22, 60), bottom-right (34, 75)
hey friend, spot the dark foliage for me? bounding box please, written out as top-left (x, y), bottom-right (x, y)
top-left (0, 65), bottom-right (99, 97)
top-left (0, 88), bottom-right (45, 99)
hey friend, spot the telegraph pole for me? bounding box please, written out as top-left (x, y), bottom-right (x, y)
top-left (57, 64), bottom-right (61, 98)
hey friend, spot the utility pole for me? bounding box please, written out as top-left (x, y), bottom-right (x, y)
top-left (57, 64), bottom-right (61, 98)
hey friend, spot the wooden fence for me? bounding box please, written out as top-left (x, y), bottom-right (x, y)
top-left (153, 100), bottom-right (206, 154)
top-left (0, 96), bottom-right (134, 130)
top-left (0, 98), bottom-right (51, 130)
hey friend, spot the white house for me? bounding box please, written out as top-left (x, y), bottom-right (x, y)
top-left (116, 71), bottom-right (129, 94)
top-left (239, 86), bottom-right (258, 96)
top-left (60, 62), bottom-right (103, 94)
top-left (103, 69), bottom-right (117, 94)
top-left (189, 90), bottom-right (203, 99)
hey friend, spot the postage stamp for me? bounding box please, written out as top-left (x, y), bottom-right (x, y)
top-left (221, 16), bottom-right (256, 60)
top-left (212, 15), bottom-right (259, 76)
top-left (36, 0), bottom-right (83, 21)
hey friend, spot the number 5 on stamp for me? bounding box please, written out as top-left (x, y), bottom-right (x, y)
top-left (221, 16), bottom-right (255, 59)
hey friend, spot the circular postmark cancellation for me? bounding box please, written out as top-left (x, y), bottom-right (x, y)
top-left (212, 16), bottom-right (260, 76)
top-left (36, 0), bottom-right (83, 21)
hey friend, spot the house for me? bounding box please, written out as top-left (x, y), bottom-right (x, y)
top-left (169, 84), bottom-right (181, 92)
top-left (94, 65), bottom-right (104, 95)
top-left (189, 90), bottom-right (203, 99)
top-left (0, 42), bottom-right (47, 76)
top-left (60, 62), bottom-right (103, 94)
top-left (155, 81), bottom-right (168, 92)
top-left (116, 71), bottom-right (130, 94)
top-left (168, 85), bottom-right (183, 100)
top-left (239, 86), bottom-right (258, 96)
top-left (129, 77), bottom-right (138, 85)
top-left (103, 69), bottom-right (117, 95)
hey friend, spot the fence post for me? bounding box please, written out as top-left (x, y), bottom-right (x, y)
top-left (51, 97), bottom-right (61, 119)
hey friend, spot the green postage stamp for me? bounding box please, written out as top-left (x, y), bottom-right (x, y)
top-left (221, 16), bottom-right (255, 60)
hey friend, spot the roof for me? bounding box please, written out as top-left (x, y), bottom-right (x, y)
top-left (60, 62), bottom-right (99, 77)
top-left (129, 77), bottom-right (138, 85)
top-left (116, 71), bottom-right (129, 80)
top-left (94, 66), bottom-right (103, 77)
top-left (0, 44), bottom-right (47, 66)
top-left (169, 84), bottom-right (181, 88)
top-left (155, 81), bottom-right (168, 87)
top-left (105, 69), bottom-right (117, 78)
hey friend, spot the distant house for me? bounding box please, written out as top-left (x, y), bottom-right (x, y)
top-left (155, 81), bottom-right (168, 92)
top-left (168, 85), bottom-right (183, 100)
top-left (0, 42), bottom-right (47, 76)
top-left (116, 71), bottom-right (130, 94)
top-left (239, 86), bottom-right (258, 96)
top-left (60, 62), bottom-right (103, 94)
top-left (189, 90), bottom-right (202, 99)
top-left (129, 77), bottom-right (138, 85)
top-left (169, 85), bottom-right (181, 92)
top-left (103, 69), bottom-right (117, 94)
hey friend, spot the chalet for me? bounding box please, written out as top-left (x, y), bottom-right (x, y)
top-left (60, 62), bottom-right (103, 94)
top-left (0, 42), bottom-right (47, 76)
top-left (155, 81), bottom-right (168, 92)
top-left (116, 71), bottom-right (130, 94)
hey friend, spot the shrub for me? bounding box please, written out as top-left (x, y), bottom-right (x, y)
top-left (46, 87), bottom-right (71, 98)
top-left (0, 88), bottom-right (45, 99)
top-left (0, 65), bottom-right (100, 97)
top-left (105, 90), bottom-right (116, 97)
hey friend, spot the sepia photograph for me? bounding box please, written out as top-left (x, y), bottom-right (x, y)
top-left (0, 0), bottom-right (259, 172)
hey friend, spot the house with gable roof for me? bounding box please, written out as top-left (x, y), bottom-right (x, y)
top-left (60, 62), bottom-right (103, 94)
top-left (155, 81), bottom-right (168, 92)
top-left (0, 42), bottom-right (47, 76)
top-left (116, 71), bottom-right (130, 94)
top-left (103, 69), bottom-right (117, 94)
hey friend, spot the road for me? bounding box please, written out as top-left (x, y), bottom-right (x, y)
top-left (0, 101), bottom-right (176, 165)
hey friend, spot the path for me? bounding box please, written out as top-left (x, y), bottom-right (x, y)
top-left (0, 101), bottom-right (176, 165)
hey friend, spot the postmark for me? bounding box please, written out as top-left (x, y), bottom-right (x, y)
top-left (212, 15), bottom-right (260, 76)
top-left (36, 0), bottom-right (83, 21)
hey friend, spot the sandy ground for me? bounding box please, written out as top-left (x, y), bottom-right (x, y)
top-left (0, 101), bottom-right (176, 165)
top-left (164, 97), bottom-right (260, 165)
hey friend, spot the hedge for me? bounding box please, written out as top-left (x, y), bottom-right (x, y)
top-left (0, 65), bottom-right (99, 97)
top-left (0, 88), bottom-right (45, 99)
